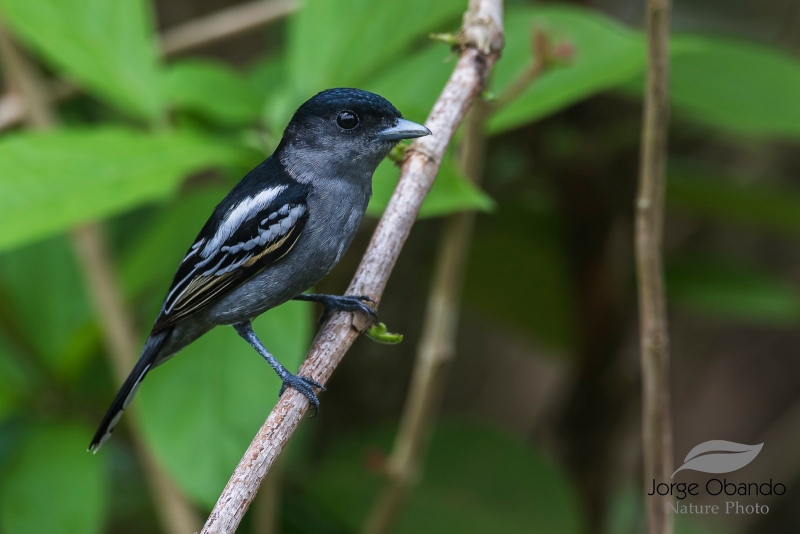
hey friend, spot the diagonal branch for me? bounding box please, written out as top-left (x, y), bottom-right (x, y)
top-left (200, 1), bottom-right (504, 532)
top-left (635, 0), bottom-right (674, 533)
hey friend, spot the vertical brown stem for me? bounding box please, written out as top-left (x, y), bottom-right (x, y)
top-left (251, 464), bottom-right (281, 534)
top-left (362, 103), bottom-right (489, 534)
top-left (635, 0), bottom-right (674, 533)
top-left (71, 226), bottom-right (201, 534)
top-left (0, 22), bottom-right (55, 128)
top-left (0, 22), bottom-right (199, 534)
top-left (70, 225), bottom-right (142, 382)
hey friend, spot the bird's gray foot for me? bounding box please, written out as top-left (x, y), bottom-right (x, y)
top-left (234, 321), bottom-right (326, 416)
top-left (279, 372), bottom-right (326, 416)
top-left (293, 294), bottom-right (378, 324)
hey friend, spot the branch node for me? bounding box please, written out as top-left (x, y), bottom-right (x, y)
top-left (429, 32), bottom-right (460, 47)
top-left (404, 144), bottom-right (440, 166)
top-left (460, 2), bottom-right (504, 55)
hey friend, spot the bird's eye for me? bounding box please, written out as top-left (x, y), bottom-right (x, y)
top-left (336, 110), bottom-right (359, 130)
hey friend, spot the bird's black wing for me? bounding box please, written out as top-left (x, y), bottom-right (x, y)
top-left (153, 173), bottom-right (309, 331)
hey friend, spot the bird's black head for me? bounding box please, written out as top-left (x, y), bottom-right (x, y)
top-left (277, 88), bottom-right (430, 181)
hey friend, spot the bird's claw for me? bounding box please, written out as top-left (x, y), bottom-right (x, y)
top-left (279, 373), bottom-right (326, 416)
top-left (317, 295), bottom-right (379, 325)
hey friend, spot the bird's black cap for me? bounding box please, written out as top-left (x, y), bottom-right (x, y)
top-left (294, 88), bottom-right (402, 123)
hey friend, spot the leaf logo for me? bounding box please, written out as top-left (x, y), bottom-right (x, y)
top-left (672, 440), bottom-right (763, 478)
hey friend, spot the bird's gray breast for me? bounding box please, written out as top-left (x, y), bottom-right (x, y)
top-left (205, 177), bottom-right (371, 324)
top-left (302, 177), bottom-right (371, 276)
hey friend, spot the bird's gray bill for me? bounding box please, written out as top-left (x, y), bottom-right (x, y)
top-left (377, 118), bottom-right (431, 141)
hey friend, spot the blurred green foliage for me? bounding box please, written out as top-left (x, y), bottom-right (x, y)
top-left (667, 163), bottom-right (800, 237)
top-left (138, 302), bottom-right (310, 506)
top-left (0, 0), bottom-right (164, 121)
top-left (670, 35), bottom-right (800, 138)
top-left (0, 0), bottom-right (799, 532)
top-left (489, 5), bottom-right (646, 134)
top-left (667, 256), bottom-right (800, 326)
top-left (309, 422), bottom-right (583, 533)
top-left (0, 128), bottom-right (252, 249)
top-left (0, 236), bottom-right (95, 376)
top-left (166, 60), bottom-right (265, 126)
top-left (0, 423), bottom-right (108, 534)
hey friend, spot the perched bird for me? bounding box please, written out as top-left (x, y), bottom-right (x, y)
top-left (88, 88), bottom-right (430, 452)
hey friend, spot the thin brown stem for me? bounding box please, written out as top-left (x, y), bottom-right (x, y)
top-left (251, 463), bottom-right (282, 534)
top-left (492, 28), bottom-right (573, 111)
top-left (361, 100), bottom-right (490, 534)
top-left (360, 25), bottom-right (574, 533)
top-left (70, 225), bottom-right (141, 381)
top-left (635, 0), bottom-right (674, 533)
top-left (0, 0), bottom-right (300, 130)
top-left (0, 23), bottom-right (200, 534)
top-left (0, 22), bottom-right (56, 128)
top-left (200, 1), bottom-right (503, 532)
top-left (494, 60), bottom-right (543, 110)
top-left (71, 224), bottom-right (201, 534)
top-left (160, 0), bottom-right (299, 56)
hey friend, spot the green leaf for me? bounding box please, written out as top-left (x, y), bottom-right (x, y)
top-left (365, 323), bottom-right (404, 344)
top-left (137, 302), bottom-right (311, 507)
top-left (166, 60), bottom-right (264, 126)
top-left (667, 165), bottom-right (800, 237)
top-left (669, 35), bottom-right (800, 138)
top-left (367, 153), bottom-right (494, 219)
top-left (288, 0), bottom-right (465, 93)
top-left (667, 256), bottom-right (800, 325)
top-left (0, 0), bottom-right (163, 121)
top-left (309, 422), bottom-right (583, 533)
top-left (0, 127), bottom-right (249, 251)
top-left (489, 5), bottom-right (645, 134)
top-left (0, 422), bottom-right (108, 534)
top-left (0, 236), bottom-right (95, 378)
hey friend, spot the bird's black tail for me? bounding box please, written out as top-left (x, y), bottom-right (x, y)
top-left (88, 328), bottom-right (172, 453)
